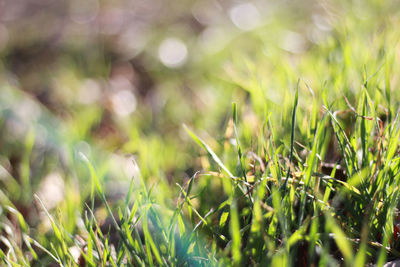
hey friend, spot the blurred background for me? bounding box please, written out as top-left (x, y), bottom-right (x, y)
top-left (1, 0), bottom-right (400, 255)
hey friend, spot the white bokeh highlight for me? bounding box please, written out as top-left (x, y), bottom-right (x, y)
top-left (229, 3), bottom-right (261, 31)
top-left (158, 37), bottom-right (188, 68)
top-left (111, 89), bottom-right (137, 116)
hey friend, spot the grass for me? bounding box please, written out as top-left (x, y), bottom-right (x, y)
top-left (2, 0), bottom-right (400, 266)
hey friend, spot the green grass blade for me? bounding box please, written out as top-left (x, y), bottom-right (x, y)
top-left (184, 124), bottom-right (235, 179)
top-left (283, 80), bottom-right (299, 194)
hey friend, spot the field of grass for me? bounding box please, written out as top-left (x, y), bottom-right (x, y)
top-left (1, 0), bottom-right (400, 266)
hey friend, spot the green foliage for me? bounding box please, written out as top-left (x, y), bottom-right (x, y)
top-left (2, 0), bottom-right (400, 266)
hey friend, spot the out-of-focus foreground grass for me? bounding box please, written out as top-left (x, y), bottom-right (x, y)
top-left (1, 0), bottom-right (400, 266)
